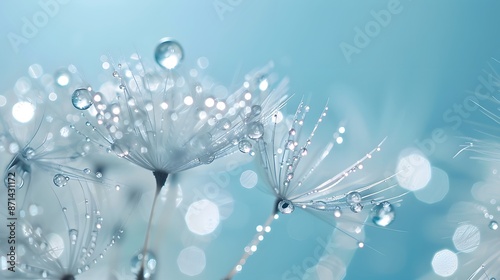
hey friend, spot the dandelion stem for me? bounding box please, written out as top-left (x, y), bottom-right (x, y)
top-left (137, 170), bottom-right (168, 280)
top-left (223, 203), bottom-right (278, 280)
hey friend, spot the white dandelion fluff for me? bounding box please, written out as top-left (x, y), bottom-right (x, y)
top-left (70, 39), bottom-right (289, 278)
top-left (0, 67), bottom-right (108, 207)
top-left (224, 101), bottom-right (405, 279)
top-left (0, 171), bottom-right (135, 280)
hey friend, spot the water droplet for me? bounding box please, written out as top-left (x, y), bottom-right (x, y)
top-left (154, 39), bottom-right (183, 69)
top-left (277, 199), bottom-right (294, 214)
top-left (54, 69), bottom-right (71, 87)
top-left (257, 75), bottom-right (269, 91)
top-left (53, 174), bottom-right (68, 187)
top-left (489, 221), bottom-right (498, 230)
top-left (333, 206), bottom-right (342, 218)
top-left (247, 121), bottom-right (264, 139)
top-left (346, 191), bottom-right (362, 206)
top-left (371, 201), bottom-right (395, 227)
top-left (111, 141), bottom-right (129, 157)
top-left (72, 88), bottom-right (93, 110)
top-left (219, 118), bottom-right (231, 130)
top-left (22, 147), bottom-right (36, 159)
top-left (251, 105), bottom-right (262, 116)
top-left (144, 72), bottom-right (162, 92)
top-left (300, 148), bottom-right (308, 156)
top-left (69, 229), bottom-right (78, 245)
top-left (95, 172), bottom-right (102, 179)
top-left (238, 139), bottom-right (252, 153)
top-left (198, 154), bottom-right (215, 164)
top-left (350, 203), bottom-right (363, 213)
top-left (131, 251), bottom-right (157, 279)
top-left (83, 168), bottom-right (91, 175)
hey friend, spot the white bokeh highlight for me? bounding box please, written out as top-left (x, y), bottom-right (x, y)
top-left (185, 199), bottom-right (220, 235)
top-left (177, 246), bottom-right (206, 276)
top-left (431, 249), bottom-right (458, 277)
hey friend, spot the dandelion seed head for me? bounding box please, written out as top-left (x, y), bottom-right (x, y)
top-left (72, 42), bottom-right (288, 176)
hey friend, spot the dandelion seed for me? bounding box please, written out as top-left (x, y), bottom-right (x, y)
top-left (224, 101), bottom-right (405, 279)
top-left (0, 173), bottom-right (136, 280)
top-left (71, 39), bottom-right (289, 278)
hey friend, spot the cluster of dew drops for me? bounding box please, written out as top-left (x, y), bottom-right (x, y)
top-left (61, 39), bottom-right (401, 277)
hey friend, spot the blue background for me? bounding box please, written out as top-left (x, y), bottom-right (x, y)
top-left (1, 1), bottom-right (500, 279)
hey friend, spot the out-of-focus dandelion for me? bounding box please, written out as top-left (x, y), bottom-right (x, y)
top-left (454, 96), bottom-right (500, 162)
top-left (0, 65), bottom-right (108, 207)
top-left (70, 38), bottom-right (289, 278)
top-left (0, 170), bottom-right (135, 280)
top-left (224, 101), bottom-right (404, 279)
top-left (443, 72), bottom-right (500, 279)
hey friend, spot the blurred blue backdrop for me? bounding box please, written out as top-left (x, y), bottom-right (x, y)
top-left (1, 1), bottom-right (500, 279)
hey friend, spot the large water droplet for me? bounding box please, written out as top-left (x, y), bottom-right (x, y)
top-left (238, 139), bottom-right (252, 153)
top-left (371, 201), bottom-right (395, 227)
top-left (346, 191), bottom-right (362, 206)
top-left (131, 251), bottom-right (157, 280)
top-left (247, 121), bottom-right (264, 139)
top-left (277, 199), bottom-right (294, 214)
top-left (155, 39), bottom-right (183, 70)
top-left (53, 174), bottom-right (68, 187)
top-left (72, 88), bottom-right (93, 110)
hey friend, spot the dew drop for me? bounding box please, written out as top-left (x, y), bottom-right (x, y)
top-left (350, 203), bottom-right (363, 213)
top-left (333, 206), bottom-right (342, 218)
top-left (111, 141), bottom-right (129, 157)
top-left (72, 88), bottom-right (93, 110)
top-left (277, 199), bottom-right (294, 214)
top-left (198, 154), bottom-right (215, 164)
top-left (219, 118), bottom-right (231, 130)
top-left (257, 75), bottom-right (269, 91)
top-left (53, 174), bottom-right (68, 187)
top-left (95, 172), bottom-right (102, 179)
top-left (251, 105), bottom-right (262, 116)
top-left (22, 147), bottom-right (36, 159)
top-left (69, 229), bottom-right (78, 245)
top-left (83, 168), bottom-right (91, 175)
top-left (238, 139), bottom-right (252, 153)
top-left (371, 201), bottom-right (395, 227)
top-left (346, 191), bottom-right (362, 206)
top-left (489, 221), bottom-right (498, 230)
top-left (131, 251), bottom-right (157, 280)
top-left (155, 39), bottom-right (183, 70)
top-left (247, 121), bottom-right (264, 139)
top-left (54, 69), bottom-right (71, 87)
